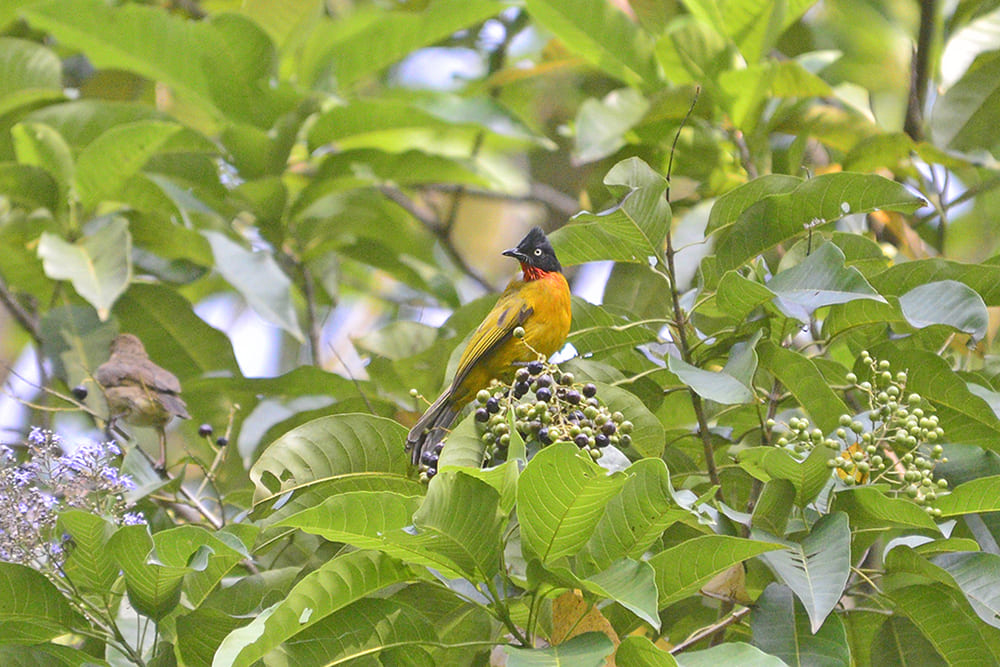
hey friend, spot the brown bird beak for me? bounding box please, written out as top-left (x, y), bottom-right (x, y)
top-left (502, 248), bottom-right (528, 262)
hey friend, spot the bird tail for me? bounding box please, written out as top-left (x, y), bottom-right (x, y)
top-left (406, 390), bottom-right (459, 466)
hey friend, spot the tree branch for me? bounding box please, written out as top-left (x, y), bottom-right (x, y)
top-left (904, 0), bottom-right (937, 140)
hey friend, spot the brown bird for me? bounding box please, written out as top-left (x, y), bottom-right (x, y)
top-left (94, 333), bottom-right (190, 470)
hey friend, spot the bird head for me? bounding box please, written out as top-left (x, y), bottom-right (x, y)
top-left (502, 227), bottom-right (562, 278)
top-left (110, 333), bottom-right (148, 357)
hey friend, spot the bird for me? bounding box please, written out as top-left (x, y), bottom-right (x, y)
top-left (94, 333), bottom-right (190, 470)
top-left (407, 226), bottom-right (572, 467)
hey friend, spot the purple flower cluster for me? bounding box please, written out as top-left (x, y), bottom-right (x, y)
top-left (0, 428), bottom-right (146, 570)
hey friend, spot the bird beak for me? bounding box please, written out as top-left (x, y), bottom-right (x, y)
top-left (502, 248), bottom-right (527, 262)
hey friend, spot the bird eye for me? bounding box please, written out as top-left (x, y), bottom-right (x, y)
top-left (534, 248), bottom-right (543, 256)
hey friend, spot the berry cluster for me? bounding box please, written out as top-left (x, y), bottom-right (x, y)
top-left (476, 359), bottom-right (632, 461)
top-left (417, 358), bottom-right (633, 480)
top-left (770, 352), bottom-right (947, 515)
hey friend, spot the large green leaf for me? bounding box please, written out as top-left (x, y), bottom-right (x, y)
top-left (583, 458), bottom-right (690, 570)
top-left (667, 355), bottom-right (755, 404)
top-left (0, 563), bottom-right (84, 645)
top-left (890, 583), bottom-right (1000, 664)
top-left (259, 596), bottom-right (437, 665)
top-left (757, 341), bottom-right (850, 434)
top-left (756, 512), bottom-right (851, 633)
top-left (831, 487), bottom-right (938, 531)
top-left (936, 475), bottom-right (1000, 516)
top-left (675, 642), bottom-right (786, 667)
top-left (525, 0), bottom-right (658, 85)
top-left (250, 414), bottom-right (412, 514)
top-left (74, 120), bottom-right (183, 208)
top-left (0, 644), bottom-right (109, 666)
top-left (505, 632), bottom-right (615, 667)
top-left (706, 174), bottom-right (801, 235)
top-left (714, 173), bottom-right (924, 272)
top-left (57, 509), bottom-right (119, 594)
top-left (203, 231), bottom-right (303, 341)
top-left (898, 280), bottom-right (989, 342)
top-left (931, 51), bottom-right (1000, 157)
top-left (549, 158), bottom-right (670, 266)
top-left (0, 37), bottom-right (63, 117)
top-left (870, 258), bottom-right (1000, 307)
top-left (615, 636), bottom-right (679, 666)
top-left (538, 557), bottom-right (660, 630)
top-left (933, 552), bottom-right (1000, 629)
top-left (37, 217), bottom-right (132, 320)
top-left (573, 88), bottom-right (651, 163)
top-left (215, 551), bottom-right (413, 667)
top-left (11, 122), bottom-right (74, 200)
top-left (737, 445), bottom-right (832, 507)
top-left (765, 242), bottom-right (885, 321)
top-left (870, 615), bottom-right (946, 666)
top-left (870, 346), bottom-right (1000, 451)
top-left (751, 583), bottom-right (851, 666)
top-left (518, 443), bottom-right (627, 564)
top-left (108, 524), bottom-right (246, 621)
top-left (303, 0), bottom-right (500, 88)
top-left (649, 535), bottom-right (784, 607)
top-left (0, 163), bottom-right (59, 211)
top-left (682, 0), bottom-right (817, 64)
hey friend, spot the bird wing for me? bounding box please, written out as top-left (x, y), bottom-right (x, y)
top-left (94, 359), bottom-right (183, 395)
top-left (449, 281), bottom-right (533, 392)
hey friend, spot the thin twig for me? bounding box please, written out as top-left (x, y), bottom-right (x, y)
top-left (904, 0), bottom-right (936, 140)
top-left (0, 274), bottom-right (41, 344)
top-left (669, 606), bottom-right (751, 654)
top-left (299, 262), bottom-right (324, 366)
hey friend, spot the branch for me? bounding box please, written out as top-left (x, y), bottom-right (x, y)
top-left (0, 275), bottom-right (41, 345)
top-left (904, 0), bottom-right (937, 140)
top-left (669, 606), bottom-right (751, 654)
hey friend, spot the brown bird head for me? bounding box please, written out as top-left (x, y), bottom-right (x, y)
top-left (109, 333), bottom-right (149, 359)
top-left (502, 227), bottom-right (562, 278)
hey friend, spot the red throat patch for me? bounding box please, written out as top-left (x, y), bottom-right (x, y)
top-left (520, 263), bottom-right (547, 281)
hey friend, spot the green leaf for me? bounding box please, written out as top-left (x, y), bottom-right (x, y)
top-left (870, 615), bottom-right (946, 666)
top-left (0, 563), bottom-right (84, 644)
top-left (831, 486), bottom-right (938, 531)
top-left (584, 458), bottom-right (691, 570)
top-left (0, 644), bottom-right (109, 666)
top-left (250, 414), bottom-right (412, 515)
top-left (757, 341), bottom-right (850, 434)
top-left (108, 524), bottom-right (245, 621)
top-left (525, 0), bottom-right (659, 85)
top-left (0, 37), bottom-right (63, 117)
top-left (304, 0), bottom-right (501, 88)
top-left (765, 242), bottom-right (885, 321)
top-left (870, 258), bottom-right (1000, 306)
top-left (737, 446), bottom-right (832, 507)
top-left (751, 479), bottom-right (795, 535)
top-left (870, 346), bottom-right (1000, 452)
top-left (11, 122), bottom-right (74, 198)
top-left (933, 552), bottom-right (1000, 629)
top-left (74, 120), bottom-right (183, 208)
top-left (667, 355), bottom-right (755, 404)
top-left (715, 173), bottom-right (924, 272)
top-left (573, 88), bottom-right (650, 163)
top-left (649, 535), bottom-right (784, 607)
top-left (549, 158), bottom-right (670, 266)
top-left (594, 382), bottom-right (665, 457)
top-left (683, 0), bottom-right (816, 64)
top-left (505, 632), bottom-right (615, 667)
top-left (215, 551), bottom-right (413, 667)
top-left (518, 443), bottom-right (627, 564)
top-left (675, 642), bottom-right (786, 667)
top-left (615, 636), bottom-right (679, 666)
top-left (38, 217), bottom-right (132, 320)
top-left (890, 584), bottom-right (1000, 664)
top-left (931, 51), bottom-right (1000, 157)
top-left (258, 597), bottom-right (436, 665)
top-left (751, 583), bottom-right (851, 666)
top-left (203, 231), bottom-right (303, 341)
top-left (936, 475), bottom-right (1000, 516)
top-left (57, 509), bottom-right (119, 593)
top-left (541, 558), bottom-right (661, 630)
top-left (0, 163), bottom-right (59, 211)
top-left (706, 174), bottom-right (801, 235)
top-left (756, 512), bottom-right (851, 633)
top-left (898, 280), bottom-right (989, 342)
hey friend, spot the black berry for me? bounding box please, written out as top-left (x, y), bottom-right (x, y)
top-left (595, 433), bottom-right (610, 448)
top-left (215, 436), bottom-right (229, 447)
top-left (601, 421), bottom-right (617, 436)
top-left (486, 397), bottom-right (500, 414)
top-left (565, 390), bottom-right (581, 405)
top-left (71, 385), bottom-right (88, 400)
top-left (527, 360), bottom-right (544, 375)
top-left (538, 427), bottom-right (551, 444)
top-left (198, 423), bottom-right (213, 437)
top-left (582, 383), bottom-right (597, 398)
top-left (535, 387), bottom-right (552, 402)
top-left (574, 433), bottom-right (589, 448)
top-left (475, 408), bottom-right (489, 422)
